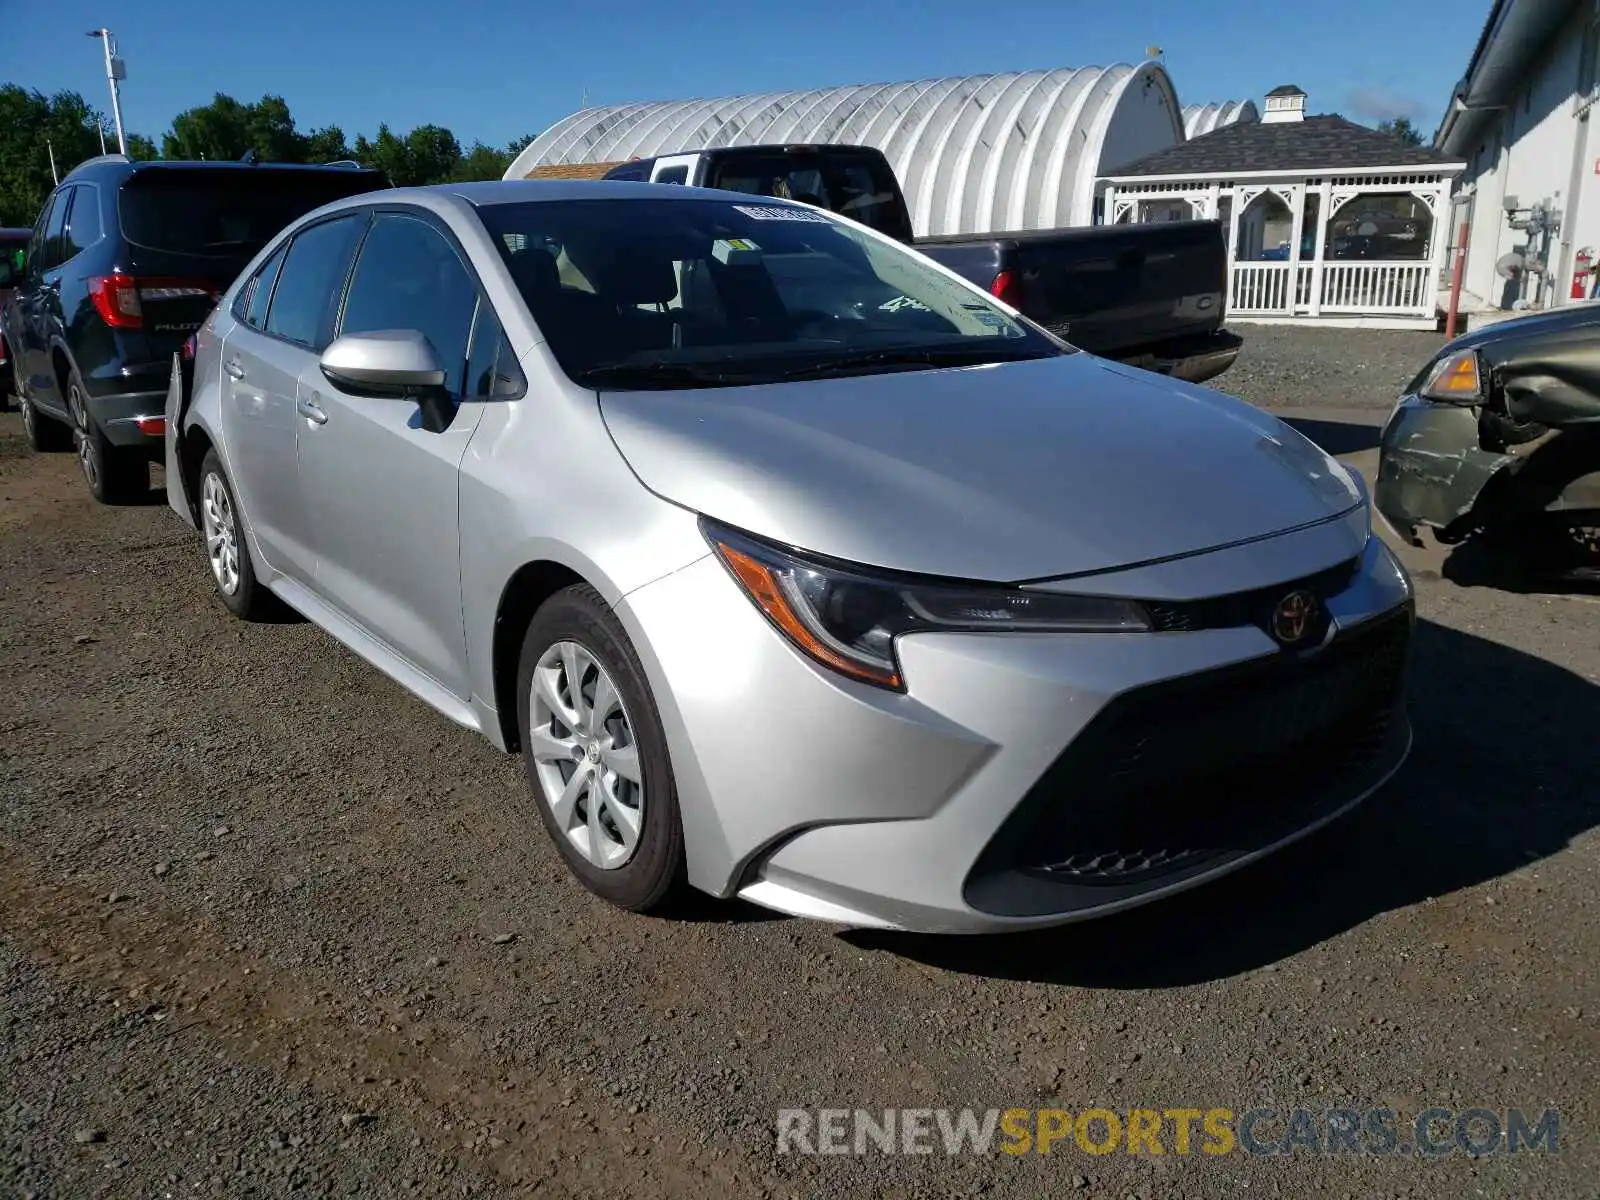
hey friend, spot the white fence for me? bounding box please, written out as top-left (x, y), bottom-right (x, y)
top-left (1229, 260), bottom-right (1434, 318)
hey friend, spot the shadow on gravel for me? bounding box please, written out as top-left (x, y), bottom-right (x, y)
top-left (662, 890), bottom-right (789, 926)
top-left (844, 617), bottom-right (1600, 988)
top-left (1283, 416), bottom-right (1382, 456)
top-left (1437, 537), bottom-right (1600, 596)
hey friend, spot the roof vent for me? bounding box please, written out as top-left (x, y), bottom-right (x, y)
top-left (1263, 85), bottom-right (1306, 124)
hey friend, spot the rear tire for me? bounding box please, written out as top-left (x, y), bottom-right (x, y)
top-left (197, 448), bottom-right (271, 620)
top-left (516, 584), bottom-right (686, 913)
top-left (68, 371), bottom-right (147, 504)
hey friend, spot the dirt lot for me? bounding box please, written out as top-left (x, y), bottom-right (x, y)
top-left (2, 326), bottom-right (1597, 1198)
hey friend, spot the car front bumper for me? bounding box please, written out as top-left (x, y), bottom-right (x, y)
top-left (620, 525), bottom-right (1415, 934)
top-left (1375, 394), bottom-right (1512, 545)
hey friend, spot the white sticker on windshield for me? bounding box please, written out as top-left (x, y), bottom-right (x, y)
top-left (879, 295), bottom-right (931, 313)
top-left (733, 204), bottom-right (832, 223)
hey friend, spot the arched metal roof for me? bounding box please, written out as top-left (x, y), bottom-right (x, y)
top-left (1182, 100), bottom-right (1261, 139)
top-left (505, 64), bottom-right (1185, 234)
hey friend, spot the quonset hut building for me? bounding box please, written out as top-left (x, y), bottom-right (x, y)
top-left (504, 64), bottom-right (1193, 236)
top-left (1182, 100), bottom-right (1260, 138)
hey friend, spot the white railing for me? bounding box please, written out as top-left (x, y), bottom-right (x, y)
top-left (1318, 261), bottom-right (1434, 314)
top-left (1230, 262), bottom-right (1293, 314)
top-left (1230, 259), bottom-right (1435, 317)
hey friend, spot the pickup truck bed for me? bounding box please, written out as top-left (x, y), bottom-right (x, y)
top-left (916, 220), bottom-right (1241, 384)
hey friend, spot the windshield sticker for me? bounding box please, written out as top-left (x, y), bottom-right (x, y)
top-left (712, 238), bottom-right (764, 265)
top-left (733, 204), bottom-right (832, 224)
top-left (879, 295), bottom-right (932, 314)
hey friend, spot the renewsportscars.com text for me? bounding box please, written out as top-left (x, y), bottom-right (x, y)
top-left (776, 1106), bottom-right (1560, 1158)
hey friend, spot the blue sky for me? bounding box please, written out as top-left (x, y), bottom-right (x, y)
top-left (4, 0), bottom-right (1484, 151)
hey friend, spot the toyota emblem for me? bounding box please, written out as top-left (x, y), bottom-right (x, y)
top-left (1271, 589), bottom-right (1320, 646)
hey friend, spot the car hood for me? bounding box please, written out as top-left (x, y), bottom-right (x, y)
top-left (598, 352), bottom-right (1364, 582)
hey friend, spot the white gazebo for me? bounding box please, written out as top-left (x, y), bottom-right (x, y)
top-left (1101, 86), bottom-right (1467, 328)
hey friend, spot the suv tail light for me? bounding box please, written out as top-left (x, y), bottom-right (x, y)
top-left (88, 274), bottom-right (219, 331)
top-left (990, 270), bottom-right (1024, 308)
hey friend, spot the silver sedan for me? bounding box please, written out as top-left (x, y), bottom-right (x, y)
top-left (166, 180), bottom-right (1415, 934)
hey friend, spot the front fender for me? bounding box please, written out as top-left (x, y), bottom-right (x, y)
top-left (1375, 395), bottom-right (1512, 543)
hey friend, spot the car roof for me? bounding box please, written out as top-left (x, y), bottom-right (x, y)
top-left (439, 178), bottom-right (804, 207)
top-left (62, 156), bottom-right (384, 184)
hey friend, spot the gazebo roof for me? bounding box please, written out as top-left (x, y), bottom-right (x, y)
top-left (1104, 115), bottom-right (1465, 179)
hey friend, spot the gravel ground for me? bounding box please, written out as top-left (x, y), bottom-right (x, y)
top-left (2, 325), bottom-right (1597, 1199)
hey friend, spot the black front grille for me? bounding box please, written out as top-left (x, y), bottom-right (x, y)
top-left (965, 605), bottom-right (1413, 916)
top-left (1143, 557), bottom-right (1360, 635)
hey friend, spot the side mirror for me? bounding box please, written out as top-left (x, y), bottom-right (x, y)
top-left (319, 329), bottom-right (446, 395)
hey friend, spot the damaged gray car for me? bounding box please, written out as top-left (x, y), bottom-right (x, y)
top-left (1376, 303), bottom-right (1600, 578)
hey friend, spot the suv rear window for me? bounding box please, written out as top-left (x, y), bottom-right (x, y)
top-left (119, 168), bottom-right (386, 259)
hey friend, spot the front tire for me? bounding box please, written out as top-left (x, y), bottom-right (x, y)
top-left (19, 381), bottom-right (72, 453)
top-left (516, 584), bottom-right (686, 912)
top-left (197, 449), bottom-right (270, 620)
top-left (68, 371), bottom-right (147, 503)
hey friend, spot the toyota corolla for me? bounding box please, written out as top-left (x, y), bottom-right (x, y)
top-left (166, 180), bottom-right (1415, 934)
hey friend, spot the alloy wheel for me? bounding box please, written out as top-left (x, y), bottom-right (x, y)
top-left (68, 381), bottom-right (98, 492)
top-left (528, 640), bottom-right (645, 871)
top-left (200, 472), bottom-right (241, 596)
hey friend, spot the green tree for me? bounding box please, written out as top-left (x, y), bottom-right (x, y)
top-left (354, 122), bottom-right (463, 185)
top-left (162, 92), bottom-right (314, 162)
top-left (403, 124), bottom-right (462, 185)
top-left (451, 141), bottom-right (512, 181)
top-left (0, 86), bottom-right (126, 224)
top-left (125, 133), bottom-right (160, 161)
top-left (1376, 116), bottom-right (1423, 147)
top-left (303, 125), bottom-right (352, 163)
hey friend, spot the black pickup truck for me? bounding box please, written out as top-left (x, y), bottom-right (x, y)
top-left (591, 143), bottom-right (1241, 384)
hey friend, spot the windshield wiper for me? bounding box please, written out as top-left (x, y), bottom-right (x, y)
top-left (769, 344), bottom-right (1050, 381)
top-left (573, 362), bottom-right (757, 390)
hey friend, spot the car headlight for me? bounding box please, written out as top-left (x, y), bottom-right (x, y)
top-left (702, 519), bottom-right (1151, 691)
top-left (1418, 348), bottom-right (1483, 403)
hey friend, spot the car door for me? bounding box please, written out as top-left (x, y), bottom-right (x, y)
top-left (220, 213), bottom-right (365, 579)
top-left (294, 210), bottom-right (490, 698)
top-left (18, 190), bottom-right (65, 409)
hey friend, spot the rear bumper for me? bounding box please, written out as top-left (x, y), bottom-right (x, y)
top-left (1114, 329), bottom-right (1243, 385)
top-left (92, 391), bottom-right (170, 448)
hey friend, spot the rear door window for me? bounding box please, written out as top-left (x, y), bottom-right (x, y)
top-left (264, 214), bottom-right (365, 350)
top-left (63, 186), bottom-right (102, 258)
top-left (238, 243), bottom-right (288, 329)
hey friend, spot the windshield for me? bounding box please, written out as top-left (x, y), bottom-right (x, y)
top-left (120, 169), bottom-right (387, 259)
top-left (479, 198), bottom-right (1063, 389)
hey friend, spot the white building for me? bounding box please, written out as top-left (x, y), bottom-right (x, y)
top-left (504, 64), bottom-right (1187, 236)
top-left (1182, 100), bottom-right (1260, 138)
top-left (1436, 0), bottom-right (1600, 315)
top-left (1102, 86), bottom-right (1467, 328)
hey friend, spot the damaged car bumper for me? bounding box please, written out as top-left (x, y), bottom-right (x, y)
top-left (1375, 394), bottom-right (1512, 545)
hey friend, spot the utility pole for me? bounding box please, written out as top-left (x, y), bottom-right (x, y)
top-left (47, 139), bottom-right (59, 185)
top-left (97, 120), bottom-right (107, 155)
top-left (86, 28), bottom-right (128, 155)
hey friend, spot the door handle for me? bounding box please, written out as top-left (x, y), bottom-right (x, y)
top-left (296, 394), bottom-right (328, 425)
top-left (223, 358), bottom-right (245, 380)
